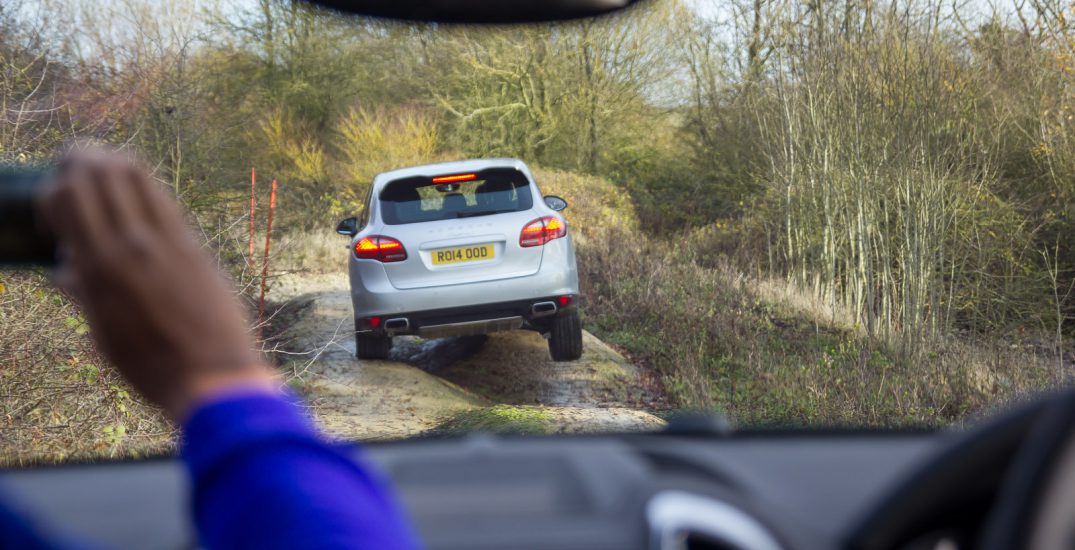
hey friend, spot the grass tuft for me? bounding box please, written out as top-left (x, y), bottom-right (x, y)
top-left (437, 405), bottom-right (553, 435)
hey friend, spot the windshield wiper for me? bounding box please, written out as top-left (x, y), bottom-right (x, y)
top-left (456, 209), bottom-right (514, 218)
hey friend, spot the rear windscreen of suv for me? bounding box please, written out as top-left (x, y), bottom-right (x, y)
top-left (379, 168), bottom-right (534, 225)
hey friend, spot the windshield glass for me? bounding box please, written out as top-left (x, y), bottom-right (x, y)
top-left (380, 169), bottom-right (534, 224)
top-left (2, 0), bottom-right (1072, 466)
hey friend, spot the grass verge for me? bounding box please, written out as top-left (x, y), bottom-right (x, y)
top-left (578, 230), bottom-right (1058, 428)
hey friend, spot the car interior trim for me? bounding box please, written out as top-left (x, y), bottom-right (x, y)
top-left (646, 490), bottom-right (784, 550)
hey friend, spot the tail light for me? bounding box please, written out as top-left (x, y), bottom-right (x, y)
top-left (432, 173), bottom-right (477, 183)
top-left (520, 216), bottom-right (566, 247)
top-left (354, 236), bottom-right (408, 262)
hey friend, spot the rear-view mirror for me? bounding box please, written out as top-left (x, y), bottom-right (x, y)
top-left (301, 0), bottom-right (639, 24)
top-left (544, 196), bottom-right (568, 212)
top-left (336, 217), bottom-right (358, 236)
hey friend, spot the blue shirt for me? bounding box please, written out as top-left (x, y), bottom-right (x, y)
top-left (0, 392), bottom-right (422, 549)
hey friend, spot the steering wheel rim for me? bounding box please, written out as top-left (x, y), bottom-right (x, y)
top-left (979, 392), bottom-right (1075, 550)
top-left (843, 395), bottom-right (1056, 550)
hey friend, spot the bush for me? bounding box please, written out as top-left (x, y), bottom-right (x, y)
top-left (578, 231), bottom-right (1056, 427)
top-left (530, 167), bottom-right (639, 242)
top-left (0, 273), bottom-right (172, 465)
top-left (330, 106), bottom-right (441, 217)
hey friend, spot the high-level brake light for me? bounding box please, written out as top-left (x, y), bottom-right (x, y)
top-left (520, 216), bottom-right (567, 247)
top-left (431, 173), bottom-right (477, 183)
top-left (354, 236), bottom-right (408, 262)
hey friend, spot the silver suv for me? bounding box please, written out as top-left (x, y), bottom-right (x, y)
top-left (336, 159), bottom-right (582, 361)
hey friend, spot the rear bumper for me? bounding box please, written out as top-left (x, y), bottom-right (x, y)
top-left (355, 296), bottom-right (578, 338)
top-left (349, 236), bottom-right (579, 317)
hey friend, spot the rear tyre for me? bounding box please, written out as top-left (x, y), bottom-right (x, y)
top-left (548, 310), bottom-right (583, 361)
top-left (356, 332), bottom-right (392, 360)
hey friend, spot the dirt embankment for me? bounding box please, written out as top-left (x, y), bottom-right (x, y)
top-left (266, 272), bottom-right (666, 440)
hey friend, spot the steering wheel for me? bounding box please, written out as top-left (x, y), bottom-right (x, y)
top-left (979, 392), bottom-right (1075, 550)
top-left (842, 394), bottom-right (1060, 550)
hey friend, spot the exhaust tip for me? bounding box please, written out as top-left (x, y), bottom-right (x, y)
top-left (531, 301), bottom-right (557, 317)
top-left (384, 318), bottom-right (410, 331)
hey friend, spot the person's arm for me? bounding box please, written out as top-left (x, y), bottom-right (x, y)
top-left (0, 500), bottom-right (106, 550)
top-left (0, 503), bottom-right (75, 550)
top-left (36, 148), bottom-right (420, 549)
top-left (183, 392), bottom-right (420, 550)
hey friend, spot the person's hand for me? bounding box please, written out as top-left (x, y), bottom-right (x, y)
top-left (37, 148), bottom-right (278, 420)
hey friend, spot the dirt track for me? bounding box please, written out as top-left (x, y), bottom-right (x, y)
top-left (267, 272), bottom-right (665, 440)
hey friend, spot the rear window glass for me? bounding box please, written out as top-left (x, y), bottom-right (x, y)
top-left (378, 168), bottom-right (534, 225)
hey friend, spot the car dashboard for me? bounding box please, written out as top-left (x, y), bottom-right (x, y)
top-left (0, 432), bottom-right (943, 550)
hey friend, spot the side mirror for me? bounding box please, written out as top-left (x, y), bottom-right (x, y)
top-left (544, 195), bottom-right (568, 212)
top-left (336, 217), bottom-right (358, 236)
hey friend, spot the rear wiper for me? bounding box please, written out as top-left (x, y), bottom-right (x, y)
top-left (456, 209), bottom-right (513, 218)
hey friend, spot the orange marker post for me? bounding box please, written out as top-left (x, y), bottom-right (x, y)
top-left (257, 178), bottom-right (278, 337)
top-left (248, 167), bottom-right (257, 275)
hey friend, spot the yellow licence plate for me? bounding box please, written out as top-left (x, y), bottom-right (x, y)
top-left (431, 244), bottom-right (496, 265)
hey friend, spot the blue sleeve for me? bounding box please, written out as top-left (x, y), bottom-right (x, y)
top-left (0, 501), bottom-right (100, 550)
top-left (181, 392), bottom-right (422, 550)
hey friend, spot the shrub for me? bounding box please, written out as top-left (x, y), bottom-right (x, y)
top-left (0, 273), bottom-right (172, 465)
top-left (330, 106), bottom-right (440, 217)
top-left (529, 167), bottom-right (639, 242)
top-left (578, 231), bottom-right (1055, 427)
